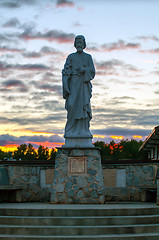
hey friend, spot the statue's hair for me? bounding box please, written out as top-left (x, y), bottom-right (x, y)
top-left (74, 35), bottom-right (86, 49)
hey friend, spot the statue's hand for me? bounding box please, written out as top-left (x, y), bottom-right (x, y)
top-left (79, 65), bottom-right (86, 74)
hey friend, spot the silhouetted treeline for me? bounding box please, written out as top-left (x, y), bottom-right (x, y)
top-left (0, 143), bottom-right (56, 161)
top-left (0, 139), bottom-right (144, 161)
top-left (94, 139), bottom-right (144, 161)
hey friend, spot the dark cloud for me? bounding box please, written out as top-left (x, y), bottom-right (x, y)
top-left (95, 59), bottom-right (123, 70)
top-left (38, 100), bottom-right (60, 111)
top-left (1, 1), bottom-right (20, 8)
top-left (19, 29), bottom-right (75, 43)
top-left (40, 46), bottom-right (61, 55)
top-left (31, 79), bottom-right (62, 94)
top-left (1, 79), bottom-right (28, 92)
top-left (1, 0), bottom-right (37, 8)
top-left (0, 134), bottom-right (21, 146)
top-left (87, 40), bottom-right (140, 52)
top-left (0, 133), bottom-right (64, 148)
top-left (0, 115), bottom-right (60, 126)
top-left (140, 48), bottom-right (159, 54)
top-left (26, 134), bottom-right (64, 143)
top-left (137, 35), bottom-right (159, 42)
top-left (0, 61), bottom-right (49, 71)
top-left (0, 34), bottom-right (10, 42)
top-left (92, 127), bottom-right (151, 138)
top-left (95, 59), bottom-right (140, 77)
top-left (0, 46), bottom-right (23, 53)
top-left (92, 108), bottom-right (159, 129)
top-left (23, 51), bottom-right (41, 58)
top-left (37, 83), bottom-right (62, 93)
top-left (101, 40), bottom-right (140, 52)
top-left (2, 79), bottom-right (24, 88)
top-left (56, 0), bottom-right (75, 8)
top-left (112, 96), bottom-right (135, 101)
top-left (3, 17), bottom-right (20, 27)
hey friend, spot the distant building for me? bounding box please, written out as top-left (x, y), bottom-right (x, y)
top-left (139, 126), bottom-right (159, 160)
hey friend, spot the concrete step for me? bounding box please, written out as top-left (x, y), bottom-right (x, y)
top-left (0, 233), bottom-right (159, 239)
top-left (1, 207), bottom-right (159, 216)
top-left (1, 224), bottom-right (159, 235)
top-left (0, 215), bottom-right (159, 225)
top-left (1, 204), bottom-right (159, 239)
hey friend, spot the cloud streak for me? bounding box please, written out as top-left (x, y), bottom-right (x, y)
top-left (0, 61), bottom-right (50, 71)
top-left (56, 0), bottom-right (75, 8)
top-left (19, 29), bottom-right (75, 43)
top-left (2, 17), bottom-right (20, 27)
top-left (88, 40), bottom-right (140, 52)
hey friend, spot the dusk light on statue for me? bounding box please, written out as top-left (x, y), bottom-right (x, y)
top-left (62, 35), bottom-right (95, 147)
top-left (0, 0), bottom-right (159, 151)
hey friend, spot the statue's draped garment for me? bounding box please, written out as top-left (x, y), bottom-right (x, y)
top-left (62, 52), bottom-right (95, 137)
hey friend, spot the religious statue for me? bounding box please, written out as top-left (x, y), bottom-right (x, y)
top-left (62, 35), bottom-right (95, 147)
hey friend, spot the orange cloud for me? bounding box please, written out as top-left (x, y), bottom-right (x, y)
top-left (111, 135), bottom-right (124, 140)
top-left (133, 135), bottom-right (142, 139)
top-left (0, 144), bottom-right (18, 152)
top-left (27, 141), bottom-right (64, 149)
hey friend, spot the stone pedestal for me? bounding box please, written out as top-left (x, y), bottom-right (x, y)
top-left (50, 148), bottom-right (104, 204)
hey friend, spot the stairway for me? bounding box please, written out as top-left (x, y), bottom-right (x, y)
top-left (0, 203), bottom-right (159, 239)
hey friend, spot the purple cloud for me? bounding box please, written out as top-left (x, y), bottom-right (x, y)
top-left (56, 0), bottom-right (74, 8)
top-left (19, 29), bottom-right (75, 43)
top-left (3, 17), bottom-right (20, 28)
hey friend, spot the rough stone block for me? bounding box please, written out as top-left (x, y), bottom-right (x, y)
top-left (50, 147), bottom-right (104, 204)
top-left (56, 183), bottom-right (64, 193)
top-left (76, 190), bottom-right (84, 198)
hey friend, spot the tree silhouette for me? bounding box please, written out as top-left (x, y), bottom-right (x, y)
top-left (94, 139), bottom-right (143, 161)
top-left (37, 145), bottom-right (49, 161)
top-left (50, 148), bottom-right (57, 161)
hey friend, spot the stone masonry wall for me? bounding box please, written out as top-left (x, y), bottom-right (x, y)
top-left (103, 164), bottom-right (159, 201)
top-left (1, 162), bottom-right (158, 202)
top-left (7, 165), bottom-right (54, 202)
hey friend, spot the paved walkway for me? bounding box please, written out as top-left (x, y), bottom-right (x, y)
top-left (0, 202), bottom-right (158, 209)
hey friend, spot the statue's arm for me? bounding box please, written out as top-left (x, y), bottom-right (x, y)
top-left (89, 55), bottom-right (95, 79)
top-left (62, 55), bottom-right (72, 99)
top-left (83, 54), bottom-right (95, 82)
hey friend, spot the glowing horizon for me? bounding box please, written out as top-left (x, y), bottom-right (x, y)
top-left (0, 0), bottom-right (158, 151)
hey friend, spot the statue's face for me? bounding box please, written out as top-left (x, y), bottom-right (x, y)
top-left (75, 38), bottom-right (84, 52)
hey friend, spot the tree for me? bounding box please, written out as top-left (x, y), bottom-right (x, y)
top-left (26, 143), bottom-right (37, 161)
top-left (94, 139), bottom-right (144, 162)
top-left (13, 143), bottom-right (37, 161)
top-left (50, 148), bottom-right (57, 161)
top-left (0, 149), bottom-right (8, 160)
top-left (94, 141), bottom-right (111, 161)
top-left (37, 145), bottom-right (49, 161)
top-left (13, 144), bottom-right (28, 160)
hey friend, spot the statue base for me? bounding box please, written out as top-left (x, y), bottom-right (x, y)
top-left (50, 147), bottom-right (105, 204)
top-left (64, 137), bottom-right (94, 148)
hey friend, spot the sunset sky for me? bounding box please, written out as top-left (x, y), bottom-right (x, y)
top-left (0, 0), bottom-right (159, 151)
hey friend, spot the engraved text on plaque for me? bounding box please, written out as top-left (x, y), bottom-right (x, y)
top-left (68, 156), bottom-right (87, 175)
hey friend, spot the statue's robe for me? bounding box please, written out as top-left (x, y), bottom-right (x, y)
top-left (62, 51), bottom-right (95, 138)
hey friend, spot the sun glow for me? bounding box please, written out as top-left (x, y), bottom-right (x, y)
top-left (133, 135), bottom-right (142, 139)
top-left (111, 135), bottom-right (124, 140)
top-left (0, 145), bottom-right (18, 152)
top-left (93, 134), bottom-right (105, 139)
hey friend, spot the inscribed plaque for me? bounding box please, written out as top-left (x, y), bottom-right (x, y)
top-left (103, 169), bottom-right (116, 187)
top-left (116, 169), bottom-right (126, 187)
top-left (45, 169), bottom-right (54, 185)
top-left (68, 156), bottom-right (87, 175)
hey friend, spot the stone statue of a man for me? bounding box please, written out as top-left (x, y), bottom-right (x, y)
top-left (62, 35), bottom-right (95, 147)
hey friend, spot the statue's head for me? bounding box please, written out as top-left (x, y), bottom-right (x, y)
top-left (74, 35), bottom-right (86, 52)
